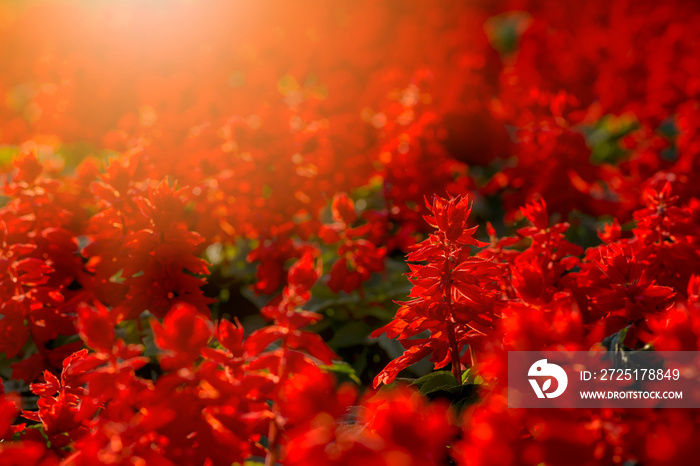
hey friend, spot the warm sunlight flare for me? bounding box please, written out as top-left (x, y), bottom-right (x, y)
top-left (1, 1), bottom-right (700, 465)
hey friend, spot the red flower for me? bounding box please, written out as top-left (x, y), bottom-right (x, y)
top-left (76, 302), bottom-right (115, 353)
top-left (151, 302), bottom-right (214, 370)
top-left (321, 193), bottom-right (387, 294)
top-left (593, 244), bottom-right (675, 324)
top-left (373, 194), bottom-right (502, 386)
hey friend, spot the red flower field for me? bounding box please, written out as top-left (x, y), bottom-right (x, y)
top-left (1, 1), bottom-right (699, 464)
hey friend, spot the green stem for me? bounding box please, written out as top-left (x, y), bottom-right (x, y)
top-left (265, 335), bottom-right (289, 466)
top-left (446, 321), bottom-right (462, 384)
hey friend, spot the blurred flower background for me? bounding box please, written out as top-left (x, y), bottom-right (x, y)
top-left (1, 0), bottom-right (700, 465)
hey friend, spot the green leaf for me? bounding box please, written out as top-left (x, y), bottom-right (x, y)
top-left (424, 383), bottom-right (481, 414)
top-left (328, 321), bottom-right (371, 348)
top-left (0, 146), bottom-right (19, 167)
top-left (321, 361), bottom-right (362, 385)
top-left (484, 11), bottom-right (532, 56)
top-left (412, 371), bottom-right (459, 394)
top-left (462, 368), bottom-right (484, 385)
top-left (601, 326), bottom-right (655, 374)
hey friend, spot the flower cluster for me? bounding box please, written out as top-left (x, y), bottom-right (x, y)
top-left (372, 195), bottom-right (503, 386)
top-left (1, 0), bottom-right (700, 464)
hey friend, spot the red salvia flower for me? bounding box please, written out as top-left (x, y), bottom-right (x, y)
top-left (373, 194), bottom-right (503, 386)
top-left (151, 302), bottom-right (214, 371)
top-left (322, 193), bottom-right (387, 294)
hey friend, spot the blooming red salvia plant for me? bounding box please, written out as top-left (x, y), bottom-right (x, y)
top-left (1, 1), bottom-right (700, 464)
top-left (373, 194), bottom-right (503, 386)
top-left (320, 192), bottom-right (387, 294)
